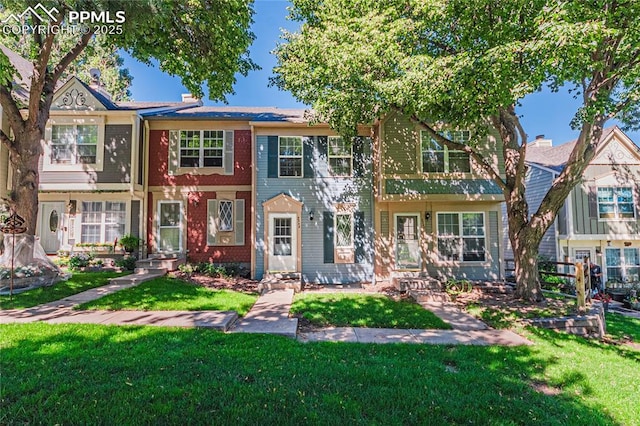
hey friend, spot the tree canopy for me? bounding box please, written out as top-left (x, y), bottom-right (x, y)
top-left (0, 0), bottom-right (258, 235)
top-left (274, 0), bottom-right (640, 301)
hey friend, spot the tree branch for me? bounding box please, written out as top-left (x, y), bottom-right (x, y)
top-left (397, 107), bottom-right (507, 191)
top-left (0, 83), bottom-right (25, 136)
top-left (52, 30), bottom-right (96, 84)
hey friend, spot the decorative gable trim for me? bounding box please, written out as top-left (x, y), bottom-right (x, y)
top-left (51, 77), bottom-right (109, 111)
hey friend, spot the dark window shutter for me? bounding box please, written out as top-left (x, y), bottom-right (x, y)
top-left (318, 136), bottom-right (328, 163)
top-left (268, 136), bottom-right (279, 178)
top-left (303, 136), bottom-right (315, 178)
top-left (323, 211), bottom-right (334, 263)
top-left (354, 211), bottom-right (365, 263)
top-left (588, 185), bottom-right (598, 218)
top-left (353, 137), bottom-right (365, 177)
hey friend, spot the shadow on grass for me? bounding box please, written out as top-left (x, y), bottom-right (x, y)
top-left (76, 277), bottom-right (258, 316)
top-left (291, 293), bottom-right (451, 329)
top-left (1, 323), bottom-right (631, 425)
top-left (606, 312), bottom-right (640, 342)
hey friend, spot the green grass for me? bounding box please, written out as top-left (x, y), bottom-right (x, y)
top-left (606, 313), bottom-right (640, 342)
top-left (76, 277), bottom-right (258, 316)
top-left (291, 293), bottom-right (451, 329)
top-left (465, 302), bottom-right (577, 330)
top-left (0, 271), bottom-right (129, 310)
top-left (1, 323), bottom-right (638, 425)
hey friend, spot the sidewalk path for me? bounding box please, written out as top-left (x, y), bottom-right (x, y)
top-left (1, 279), bottom-right (535, 345)
top-left (229, 289), bottom-right (298, 337)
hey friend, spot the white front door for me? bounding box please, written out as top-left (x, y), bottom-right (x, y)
top-left (157, 201), bottom-right (183, 253)
top-left (395, 214), bottom-right (420, 270)
top-left (268, 213), bottom-right (297, 272)
top-left (39, 202), bottom-right (65, 254)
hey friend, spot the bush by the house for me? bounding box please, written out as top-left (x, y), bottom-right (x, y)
top-left (68, 253), bottom-right (94, 270)
top-left (115, 256), bottom-right (137, 271)
top-left (178, 262), bottom-right (247, 278)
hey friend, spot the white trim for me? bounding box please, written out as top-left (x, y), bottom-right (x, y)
top-left (327, 136), bottom-right (353, 177)
top-left (39, 183), bottom-right (132, 191)
top-left (596, 186), bottom-right (636, 221)
top-left (178, 129), bottom-right (225, 169)
top-left (42, 116), bottom-right (105, 172)
top-left (393, 212), bottom-right (421, 271)
top-left (335, 211), bottom-right (355, 249)
top-left (420, 130), bottom-right (471, 174)
top-left (278, 136), bottom-right (304, 178)
top-left (157, 200), bottom-right (183, 253)
top-left (435, 211), bottom-right (487, 263)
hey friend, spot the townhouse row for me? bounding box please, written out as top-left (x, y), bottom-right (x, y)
top-left (1, 74), bottom-right (639, 286)
top-left (1, 76), bottom-right (508, 285)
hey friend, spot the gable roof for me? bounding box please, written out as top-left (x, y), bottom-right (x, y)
top-left (525, 126), bottom-right (640, 172)
top-left (0, 44), bottom-right (34, 102)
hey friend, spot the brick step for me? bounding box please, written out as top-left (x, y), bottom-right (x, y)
top-left (395, 278), bottom-right (443, 292)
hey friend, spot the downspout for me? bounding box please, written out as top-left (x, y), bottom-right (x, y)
top-left (250, 124), bottom-right (256, 280)
top-left (142, 119), bottom-right (150, 259)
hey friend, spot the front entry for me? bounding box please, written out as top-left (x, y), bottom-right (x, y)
top-left (157, 201), bottom-right (183, 253)
top-left (268, 213), bottom-right (297, 272)
top-left (395, 214), bottom-right (420, 270)
top-left (39, 202), bottom-right (65, 254)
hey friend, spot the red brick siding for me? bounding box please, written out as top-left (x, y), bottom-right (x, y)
top-left (186, 191), bottom-right (252, 263)
top-left (148, 129), bottom-right (252, 186)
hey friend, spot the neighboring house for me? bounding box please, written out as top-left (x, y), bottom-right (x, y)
top-left (144, 106), bottom-right (256, 267)
top-left (520, 127), bottom-right (640, 286)
top-left (253, 112), bottom-right (374, 283)
top-left (35, 77), bottom-right (198, 254)
top-left (374, 112), bottom-right (506, 285)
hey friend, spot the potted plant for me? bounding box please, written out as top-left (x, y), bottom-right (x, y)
top-left (118, 234), bottom-right (140, 254)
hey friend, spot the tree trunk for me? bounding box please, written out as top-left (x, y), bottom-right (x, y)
top-left (10, 128), bottom-right (43, 235)
top-left (510, 231), bottom-right (544, 302)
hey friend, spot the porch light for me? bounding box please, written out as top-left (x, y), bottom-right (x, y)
top-left (309, 209), bottom-right (314, 221)
top-left (424, 212), bottom-right (431, 221)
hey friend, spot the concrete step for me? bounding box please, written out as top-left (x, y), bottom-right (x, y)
top-left (134, 267), bottom-right (168, 275)
top-left (395, 277), bottom-right (443, 292)
top-left (110, 272), bottom-right (165, 284)
top-left (136, 257), bottom-right (183, 271)
top-left (410, 290), bottom-right (451, 303)
top-left (258, 279), bottom-right (302, 293)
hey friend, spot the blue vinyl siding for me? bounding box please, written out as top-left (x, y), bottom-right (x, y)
top-left (255, 135), bottom-right (373, 284)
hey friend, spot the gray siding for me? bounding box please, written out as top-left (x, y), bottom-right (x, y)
top-left (130, 200), bottom-right (140, 238)
top-left (503, 165), bottom-right (558, 260)
top-left (39, 124), bottom-right (132, 184)
top-left (571, 182), bottom-right (640, 235)
top-left (382, 114), bottom-right (417, 175)
top-left (255, 135), bottom-right (374, 283)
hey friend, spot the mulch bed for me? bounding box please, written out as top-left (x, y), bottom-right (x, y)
top-left (172, 272), bottom-right (259, 294)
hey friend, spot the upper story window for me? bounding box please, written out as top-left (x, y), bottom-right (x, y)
top-left (179, 130), bottom-right (224, 168)
top-left (328, 136), bottom-right (352, 177)
top-left (597, 187), bottom-right (635, 220)
top-left (279, 136), bottom-right (303, 177)
top-left (51, 124), bottom-right (98, 165)
top-left (437, 212), bottom-right (485, 262)
top-left (421, 130), bottom-right (471, 173)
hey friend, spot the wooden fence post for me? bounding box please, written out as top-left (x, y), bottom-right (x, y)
top-left (575, 262), bottom-right (585, 311)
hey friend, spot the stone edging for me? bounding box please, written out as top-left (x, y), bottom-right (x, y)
top-left (523, 303), bottom-right (606, 339)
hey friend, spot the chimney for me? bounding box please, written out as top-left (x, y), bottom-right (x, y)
top-left (181, 93), bottom-right (200, 103)
top-left (529, 134), bottom-right (553, 147)
top-left (87, 68), bottom-right (112, 101)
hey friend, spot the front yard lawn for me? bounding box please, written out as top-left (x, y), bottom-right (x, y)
top-left (291, 292), bottom-right (451, 329)
top-left (0, 271), bottom-right (129, 310)
top-left (1, 322), bottom-right (638, 424)
top-left (76, 276), bottom-right (258, 316)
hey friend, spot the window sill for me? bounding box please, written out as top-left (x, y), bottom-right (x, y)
top-left (42, 163), bottom-right (103, 172)
top-left (174, 167), bottom-right (227, 176)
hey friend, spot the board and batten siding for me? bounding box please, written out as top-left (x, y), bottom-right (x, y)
top-left (39, 124), bottom-right (133, 184)
top-left (255, 135), bottom-right (374, 284)
top-left (503, 165), bottom-right (558, 260)
top-left (130, 200), bottom-right (141, 238)
top-left (381, 111), bottom-right (506, 178)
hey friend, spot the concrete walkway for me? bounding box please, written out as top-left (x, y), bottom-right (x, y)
top-left (229, 289), bottom-right (298, 337)
top-left (0, 277), bottom-right (535, 345)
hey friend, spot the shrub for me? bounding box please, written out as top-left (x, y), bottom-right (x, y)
top-left (69, 253), bottom-right (93, 270)
top-left (118, 234), bottom-right (140, 253)
top-left (115, 256), bottom-right (137, 271)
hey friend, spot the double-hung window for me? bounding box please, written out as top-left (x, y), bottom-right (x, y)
top-left (421, 130), bottom-right (471, 173)
top-left (328, 137), bottom-right (352, 177)
top-left (437, 212), bottom-right (485, 262)
top-left (51, 124), bottom-right (98, 164)
top-left (605, 248), bottom-right (640, 283)
top-left (179, 130), bottom-right (224, 168)
top-left (278, 136), bottom-right (303, 177)
top-left (597, 187), bottom-right (635, 219)
top-left (81, 201), bottom-right (126, 243)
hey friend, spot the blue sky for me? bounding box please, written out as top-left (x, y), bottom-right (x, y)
top-left (122, 0), bottom-right (639, 146)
